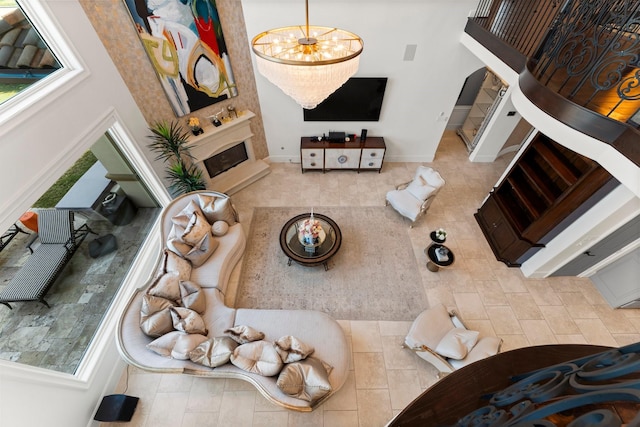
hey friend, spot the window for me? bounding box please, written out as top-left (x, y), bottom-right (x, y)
top-left (0, 1), bottom-right (62, 104)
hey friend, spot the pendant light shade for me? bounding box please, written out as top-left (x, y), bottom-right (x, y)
top-left (251, 2), bottom-right (363, 109)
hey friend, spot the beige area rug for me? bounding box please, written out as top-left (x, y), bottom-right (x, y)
top-left (236, 207), bottom-right (429, 321)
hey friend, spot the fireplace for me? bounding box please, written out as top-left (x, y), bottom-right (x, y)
top-left (188, 110), bottom-right (269, 194)
top-left (203, 142), bottom-right (248, 178)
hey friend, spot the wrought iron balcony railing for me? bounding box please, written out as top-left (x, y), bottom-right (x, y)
top-left (467, 0), bottom-right (639, 166)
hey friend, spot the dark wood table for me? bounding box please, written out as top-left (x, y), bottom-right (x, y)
top-left (279, 213), bottom-right (342, 271)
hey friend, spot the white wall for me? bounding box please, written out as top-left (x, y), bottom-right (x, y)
top-left (242, 0), bottom-right (484, 163)
top-left (0, 1), bottom-right (167, 426)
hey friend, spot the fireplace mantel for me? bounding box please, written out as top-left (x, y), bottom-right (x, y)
top-left (189, 110), bottom-right (269, 194)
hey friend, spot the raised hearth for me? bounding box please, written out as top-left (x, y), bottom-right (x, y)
top-left (189, 110), bottom-right (269, 194)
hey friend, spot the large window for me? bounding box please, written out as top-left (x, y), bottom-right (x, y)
top-left (0, 1), bottom-right (61, 104)
top-left (0, 133), bottom-right (160, 374)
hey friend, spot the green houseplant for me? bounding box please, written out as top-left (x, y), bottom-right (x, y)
top-left (148, 120), bottom-right (206, 196)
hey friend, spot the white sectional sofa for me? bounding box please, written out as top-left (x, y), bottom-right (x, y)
top-left (116, 191), bottom-right (350, 411)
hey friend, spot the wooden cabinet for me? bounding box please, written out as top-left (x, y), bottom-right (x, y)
top-left (300, 137), bottom-right (386, 173)
top-left (475, 133), bottom-right (614, 266)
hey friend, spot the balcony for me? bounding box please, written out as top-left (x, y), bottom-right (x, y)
top-left (465, 0), bottom-right (640, 168)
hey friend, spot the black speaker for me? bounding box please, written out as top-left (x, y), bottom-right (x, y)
top-left (360, 129), bottom-right (367, 142)
top-left (94, 394), bottom-right (139, 422)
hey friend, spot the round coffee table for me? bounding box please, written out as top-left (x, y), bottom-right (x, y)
top-left (279, 213), bottom-right (342, 271)
top-left (425, 243), bottom-right (455, 272)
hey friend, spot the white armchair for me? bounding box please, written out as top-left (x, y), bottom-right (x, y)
top-left (385, 166), bottom-right (445, 227)
top-left (403, 304), bottom-right (502, 377)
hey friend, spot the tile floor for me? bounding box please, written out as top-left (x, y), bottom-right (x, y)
top-left (105, 131), bottom-right (640, 427)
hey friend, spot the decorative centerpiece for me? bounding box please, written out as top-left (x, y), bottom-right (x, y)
top-left (435, 228), bottom-right (447, 242)
top-left (188, 117), bottom-right (203, 135)
top-left (298, 209), bottom-right (326, 251)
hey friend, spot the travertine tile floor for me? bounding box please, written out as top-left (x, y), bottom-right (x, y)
top-left (105, 131), bottom-right (640, 427)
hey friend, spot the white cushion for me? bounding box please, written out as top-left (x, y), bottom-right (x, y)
top-left (449, 336), bottom-right (502, 370)
top-left (146, 331), bottom-right (208, 360)
top-left (231, 340), bottom-right (284, 376)
top-left (140, 294), bottom-right (175, 338)
top-left (434, 327), bottom-right (479, 360)
top-left (386, 189), bottom-right (423, 222)
top-left (189, 336), bottom-right (238, 367)
top-left (415, 166), bottom-right (445, 188)
top-left (275, 335), bottom-right (315, 364)
top-left (405, 304), bottom-right (455, 350)
top-left (170, 307), bottom-right (208, 335)
top-left (147, 271), bottom-right (181, 303)
top-left (406, 176), bottom-right (438, 201)
top-left (225, 325), bottom-right (265, 344)
top-left (182, 210), bottom-right (212, 246)
top-left (211, 220), bottom-right (229, 237)
top-left (276, 357), bottom-right (333, 403)
top-left (179, 280), bottom-right (206, 314)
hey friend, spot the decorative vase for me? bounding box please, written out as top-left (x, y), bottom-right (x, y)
top-left (298, 215), bottom-right (326, 249)
top-left (212, 116), bottom-right (222, 127)
top-left (191, 127), bottom-right (203, 136)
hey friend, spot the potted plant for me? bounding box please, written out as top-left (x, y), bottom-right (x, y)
top-left (148, 120), bottom-right (206, 196)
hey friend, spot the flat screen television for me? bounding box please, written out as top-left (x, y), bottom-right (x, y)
top-left (303, 77), bottom-right (387, 122)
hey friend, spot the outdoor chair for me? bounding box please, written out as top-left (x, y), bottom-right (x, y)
top-left (0, 209), bottom-right (95, 309)
top-left (0, 223), bottom-right (29, 253)
top-left (385, 165), bottom-right (445, 227)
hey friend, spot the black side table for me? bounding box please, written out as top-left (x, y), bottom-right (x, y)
top-left (425, 244), bottom-right (455, 272)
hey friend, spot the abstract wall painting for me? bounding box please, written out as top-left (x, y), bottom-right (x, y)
top-left (124, 0), bottom-right (238, 116)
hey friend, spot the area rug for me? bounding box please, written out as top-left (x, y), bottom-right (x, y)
top-left (236, 206), bottom-right (429, 321)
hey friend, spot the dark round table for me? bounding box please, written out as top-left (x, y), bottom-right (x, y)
top-left (279, 213), bottom-right (342, 271)
top-left (425, 243), bottom-right (454, 272)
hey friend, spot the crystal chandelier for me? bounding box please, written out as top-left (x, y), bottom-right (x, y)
top-left (251, 0), bottom-right (363, 109)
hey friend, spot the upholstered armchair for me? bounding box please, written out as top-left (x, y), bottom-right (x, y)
top-left (403, 304), bottom-right (502, 377)
top-left (385, 166), bottom-right (445, 227)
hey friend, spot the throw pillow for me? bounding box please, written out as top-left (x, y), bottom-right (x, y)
top-left (434, 328), bottom-right (480, 360)
top-left (274, 335), bottom-right (315, 363)
top-left (211, 220), bottom-right (229, 237)
top-left (406, 176), bottom-right (437, 201)
top-left (197, 194), bottom-right (237, 225)
top-left (276, 357), bottom-right (333, 403)
top-left (160, 248), bottom-right (192, 281)
top-left (179, 280), bottom-right (206, 314)
top-left (230, 340), bottom-right (284, 377)
top-left (147, 271), bottom-right (182, 303)
top-left (140, 294), bottom-right (175, 337)
top-left (189, 336), bottom-right (238, 368)
top-left (182, 210), bottom-right (212, 246)
top-left (146, 331), bottom-right (208, 360)
top-left (170, 307), bottom-right (208, 335)
top-left (168, 233), bottom-right (219, 267)
top-left (225, 325), bottom-right (265, 344)
top-left (171, 200), bottom-right (203, 229)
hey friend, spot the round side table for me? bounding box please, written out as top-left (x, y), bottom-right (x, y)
top-left (425, 244), bottom-right (455, 272)
top-left (429, 231), bottom-right (446, 245)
